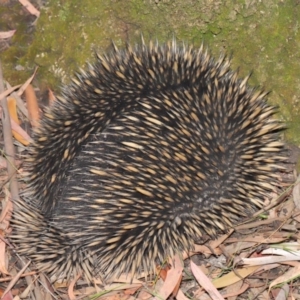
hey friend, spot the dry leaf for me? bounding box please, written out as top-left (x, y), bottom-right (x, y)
top-left (0, 30), bottom-right (16, 39)
top-left (157, 255), bottom-right (183, 299)
top-left (0, 242), bottom-right (8, 275)
top-left (6, 97), bottom-right (30, 145)
top-left (269, 262), bottom-right (300, 292)
top-left (25, 84), bottom-right (40, 128)
top-left (243, 248), bottom-right (300, 265)
top-left (212, 266), bottom-right (259, 289)
top-left (191, 260), bottom-right (224, 300)
top-left (292, 176), bottom-right (300, 209)
top-left (223, 282), bottom-right (249, 298)
top-left (68, 273), bottom-right (81, 300)
top-left (0, 84), bottom-right (22, 100)
top-left (18, 0), bottom-right (40, 17)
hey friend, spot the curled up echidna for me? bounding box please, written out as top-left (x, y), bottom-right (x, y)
top-left (11, 40), bottom-right (286, 282)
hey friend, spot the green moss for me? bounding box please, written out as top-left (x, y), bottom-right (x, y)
top-left (1, 2), bottom-right (37, 83)
top-left (2, 0), bottom-right (300, 145)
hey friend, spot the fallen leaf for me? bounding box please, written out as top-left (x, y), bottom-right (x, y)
top-left (269, 262), bottom-right (300, 292)
top-left (0, 30), bottom-right (16, 39)
top-left (157, 255), bottom-right (183, 299)
top-left (18, 0), bottom-right (40, 17)
top-left (25, 84), bottom-right (40, 128)
top-left (7, 97), bottom-right (30, 145)
top-left (191, 260), bottom-right (224, 300)
top-left (213, 266), bottom-right (259, 289)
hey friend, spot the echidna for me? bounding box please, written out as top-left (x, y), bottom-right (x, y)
top-left (11, 40), bottom-right (286, 282)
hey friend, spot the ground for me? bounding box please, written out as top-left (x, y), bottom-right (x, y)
top-left (1, 0), bottom-right (300, 299)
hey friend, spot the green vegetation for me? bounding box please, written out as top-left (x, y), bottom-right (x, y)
top-left (2, 0), bottom-right (300, 144)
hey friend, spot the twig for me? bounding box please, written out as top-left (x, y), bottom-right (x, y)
top-left (0, 61), bottom-right (20, 201)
